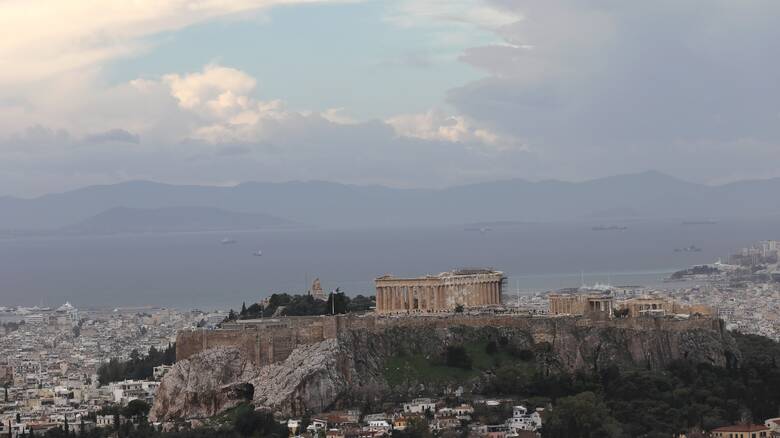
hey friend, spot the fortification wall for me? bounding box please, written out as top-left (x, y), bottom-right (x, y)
top-left (177, 313), bottom-right (722, 366)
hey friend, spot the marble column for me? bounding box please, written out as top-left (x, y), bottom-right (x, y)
top-left (387, 287), bottom-right (392, 312)
top-left (385, 287), bottom-right (391, 312)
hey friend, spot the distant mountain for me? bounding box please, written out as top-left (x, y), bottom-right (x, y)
top-left (63, 206), bottom-right (294, 234)
top-left (1, 171), bottom-right (779, 230)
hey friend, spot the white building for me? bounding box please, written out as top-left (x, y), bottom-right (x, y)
top-left (765, 417), bottom-right (780, 433)
top-left (403, 398), bottom-right (436, 414)
top-left (287, 419), bottom-right (301, 435)
top-left (367, 420), bottom-right (392, 433)
top-left (108, 380), bottom-right (159, 405)
top-left (96, 415), bottom-right (116, 428)
top-left (24, 314), bottom-right (46, 325)
top-left (505, 406), bottom-right (542, 433)
top-left (306, 418), bottom-right (327, 433)
top-left (55, 302), bottom-right (80, 327)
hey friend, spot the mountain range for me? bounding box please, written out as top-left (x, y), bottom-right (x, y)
top-left (1, 171), bottom-right (778, 232)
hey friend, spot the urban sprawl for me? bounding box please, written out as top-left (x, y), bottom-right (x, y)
top-left (1, 240), bottom-right (780, 437)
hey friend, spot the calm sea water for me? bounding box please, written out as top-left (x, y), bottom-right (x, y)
top-left (0, 218), bottom-right (777, 309)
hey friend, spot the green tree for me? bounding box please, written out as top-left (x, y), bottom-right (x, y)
top-left (543, 392), bottom-right (623, 438)
top-left (346, 295), bottom-right (374, 312)
top-left (122, 400), bottom-right (151, 419)
top-left (232, 404), bottom-right (285, 437)
top-left (444, 346), bottom-right (472, 370)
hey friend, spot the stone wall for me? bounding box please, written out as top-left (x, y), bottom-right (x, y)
top-left (177, 313), bottom-right (723, 367)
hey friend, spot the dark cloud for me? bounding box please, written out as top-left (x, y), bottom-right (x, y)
top-left (0, 113), bottom-right (538, 197)
top-left (216, 145), bottom-right (252, 157)
top-left (84, 128), bottom-right (140, 144)
top-left (449, 0), bottom-right (780, 182)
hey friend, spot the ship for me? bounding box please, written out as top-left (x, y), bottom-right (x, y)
top-left (674, 245), bottom-right (703, 253)
top-left (681, 220), bottom-right (718, 225)
top-left (253, 250), bottom-right (263, 257)
top-left (221, 238), bottom-right (237, 245)
top-left (592, 225), bottom-right (628, 231)
top-left (464, 226), bottom-right (493, 233)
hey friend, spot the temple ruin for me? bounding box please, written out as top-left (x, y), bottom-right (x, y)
top-left (375, 269), bottom-right (504, 314)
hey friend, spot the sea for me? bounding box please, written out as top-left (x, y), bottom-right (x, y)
top-left (0, 217), bottom-right (777, 310)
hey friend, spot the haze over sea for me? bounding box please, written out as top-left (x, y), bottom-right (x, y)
top-left (0, 217), bottom-right (777, 309)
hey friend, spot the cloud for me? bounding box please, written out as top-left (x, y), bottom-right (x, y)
top-left (153, 64), bottom-right (512, 152)
top-left (4, 1), bottom-right (779, 194)
top-left (84, 129), bottom-right (140, 144)
top-left (164, 65), bottom-right (257, 112)
top-left (0, 0), bottom-right (354, 86)
top-left (387, 0), bottom-right (520, 30)
top-left (447, 0), bottom-right (780, 182)
top-left (216, 145), bottom-right (252, 156)
top-left (0, 63), bottom-right (532, 196)
top-left (386, 109), bottom-right (521, 151)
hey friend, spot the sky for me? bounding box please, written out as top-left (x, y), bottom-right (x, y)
top-left (1, 0), bottom-right (780, 197)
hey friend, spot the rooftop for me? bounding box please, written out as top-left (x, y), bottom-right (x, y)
top-left (712, 424), bottom-right (770, 432)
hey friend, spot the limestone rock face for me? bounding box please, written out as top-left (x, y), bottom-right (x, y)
top-left (149, 347), bottom-right (257, 422)
top-left (251, 339), bottom-right (348, 416)
top-left (152, 319), bottom-right (741, 421)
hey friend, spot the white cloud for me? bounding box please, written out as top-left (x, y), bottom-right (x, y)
top-left (153, 65), bottom-right (512, 151)
top-left (0, 0), bottom-right (353, 86)
top-left (0, 61), bottom-right (533, 196)
top-left (165, 65), bottom-right (257, 111)
top-left (320, 108), bottom-right (358, 125)
top-left (386, 109), bottom-right (521, 151)
top-left (387, 0), bottom-right (520, 30)
top-left (158, 64), bottom-right (291, 143)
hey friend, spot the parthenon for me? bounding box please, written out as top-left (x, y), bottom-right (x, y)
top-left (375, 269), bottom-right (504, 314)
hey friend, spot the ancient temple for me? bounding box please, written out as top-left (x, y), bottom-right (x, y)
top-left (375, 269), bottom-right (504, 314)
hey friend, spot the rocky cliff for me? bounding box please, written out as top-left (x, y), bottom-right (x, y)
top-left (151, 317), bottom-right (740, 421)
top-left (149, 347), bottom-right (257, 421)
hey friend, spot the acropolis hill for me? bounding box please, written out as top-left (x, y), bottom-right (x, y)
top-left (155, 269), bottom-right (736, 421)
top-left (175, 313), bottom-right (729, 368)
top-left (176, 268), bottom-right (715, 367)
top-left (158, 313), bottom-right (738, 420)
